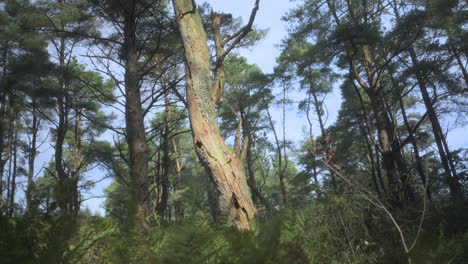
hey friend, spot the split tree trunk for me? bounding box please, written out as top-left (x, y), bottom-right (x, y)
top-left (172, 0), bottom-right (256, 229)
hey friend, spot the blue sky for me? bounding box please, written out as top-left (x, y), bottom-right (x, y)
top-left (82, 0), bottom-right (317, 215)
top-left (81, 0), bottom-right (466, 214)
top-left (28, 0), bottom-right (467, 215)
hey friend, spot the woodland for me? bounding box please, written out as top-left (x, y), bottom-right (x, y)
top-left (0, 0), bottom-right (467, 263)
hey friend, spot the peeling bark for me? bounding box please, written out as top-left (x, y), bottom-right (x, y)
top-left (172, 0), bottom-right (257, 229)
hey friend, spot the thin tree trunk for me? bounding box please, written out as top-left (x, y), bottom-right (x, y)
top-left (26, 99), bottom-right (39, 212)
top-left (310, 88), bottom-right (337, 190)
top-left (8, 125), bottom-right (18, 216)
top-left (245, 136), bottom-right (273, 211)
top-left (398, 92), bottom-right (430, 200)
top-left (447, 39), bottom-right (468, 88)
top-left (156, 95), bottom-right (171, 219)
top-left (237, 101), bottom-right (273, 211)
top-left (171, 137), bottom-right (184, 223)
top-left (55, 37), bottom-right (69, 213)
top-left (266, 107), bottom-right (288, 205)
top-left (390, 0), bottom-right (463, 200)
top-left (0, 49), bottom-right (8, 198)
top-left (71, 110), bottom-right (82, 214)
top-left (173, 0), bottom-right (256, 229)
top-left (0, 94), bottom-right (7, 199)
top-left (408, 48), bottom-right (463, 199)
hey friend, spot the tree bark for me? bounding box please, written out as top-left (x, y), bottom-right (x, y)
top-left (123, 3), bottom-right (150, 225)
top-left (172, 0), bottom-right (256, 229)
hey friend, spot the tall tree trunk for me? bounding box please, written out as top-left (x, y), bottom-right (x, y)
top-left (352, 78), bottom-right (401, 202)
top-left (26, 99), bottom-right (39, 212)
top-left (266, 107), bottom-right (288, 205)
top-left (172, 0), bottom-right (256, 229)
top-left (328, 0), bottom-right (404, 204)
top-left (55, 37), bottom-right (70, 213)
top-left (0, 94), bottom-right (7, 199)
top-left (310, 88), bottom-right (337, 190)
top-left (369, 94), bottom-right (401, 202)
top-left (237, 103), bottom-right (273, 211)
top-left (4, 89), bottom-right (15, 214)
top-left (245, 134), bottom-right (273, 212)
top-left (156, 96), bottom-right (171, 219)
top-left (8, 125), bottom-right (18, 217)
top-left (390, 0), bottom-right (463, 200)
top-left (408, 48), bottom-right (463, 199)
top-left (171, 137), bottom-right (184, 223)
top-left (123, 5), bottom-right (149, 226)
top-left (354, 83), bottom-right (387, 195)
top-left (70, 110), bottom-right (82, 214)
top-left (0, 49), bottom-right (8, 198)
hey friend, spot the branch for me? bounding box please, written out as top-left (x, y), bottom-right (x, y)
top-left (214, 0), bottom-right (260, 70)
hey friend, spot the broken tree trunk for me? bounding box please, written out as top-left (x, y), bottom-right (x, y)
top-left (172, 0), bottom-right (257, 229)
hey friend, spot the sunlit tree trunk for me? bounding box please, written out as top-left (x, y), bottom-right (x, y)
top-left (172, 0), bottom-right (256, 229)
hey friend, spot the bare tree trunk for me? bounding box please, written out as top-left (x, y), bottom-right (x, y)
top-left (172, 0), bottom-right (256, 229)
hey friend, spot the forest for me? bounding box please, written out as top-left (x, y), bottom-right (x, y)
top-left (0, 0), bottom-right (467, 263)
